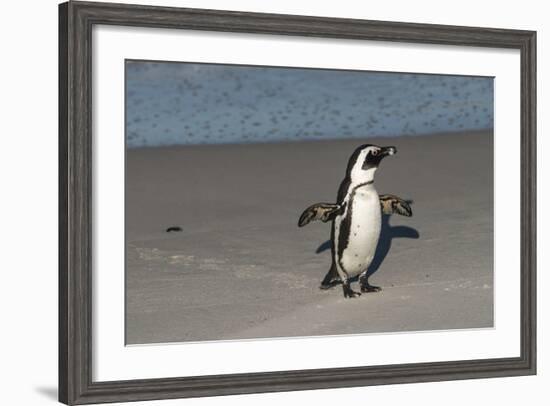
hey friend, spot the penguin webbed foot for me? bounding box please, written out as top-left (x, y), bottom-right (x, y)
top-left (319, 279), bottom-right (341, 290)
top-left (342, 282), bottom-right (361, 298)
top-left (360, 277), bottom-right (382, 293)
top-left (360, 284), bottom-right (382, 293)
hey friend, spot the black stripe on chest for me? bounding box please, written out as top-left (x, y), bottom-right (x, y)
top-left (336, 181), bottom-right (373, 271)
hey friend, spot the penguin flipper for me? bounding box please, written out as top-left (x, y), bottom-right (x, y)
top-left (379, 194), bottom-right (413, 217)
top-left (298, 203), bottom-right (343, 227)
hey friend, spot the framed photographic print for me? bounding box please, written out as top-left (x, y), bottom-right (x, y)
top-left (59, 1), bottom-right (536, 404)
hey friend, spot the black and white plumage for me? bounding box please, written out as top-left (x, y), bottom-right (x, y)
top-left (298, 144), bottom-right (412, 298)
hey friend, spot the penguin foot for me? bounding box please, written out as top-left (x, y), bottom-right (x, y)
top-left (342, 282), bottom-right (361, 298)
top-left (319, 279), bottom-right (341, 290)
top-left (359, 276), bottom-right (382, 293)
top-left (360, 284), bottom-right (382, 293)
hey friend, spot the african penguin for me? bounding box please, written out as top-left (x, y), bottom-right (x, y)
top-left (298, 144), bottom-right (412, 298)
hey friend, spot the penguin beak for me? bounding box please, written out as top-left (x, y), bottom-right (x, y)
top-left (381, 146), bottom-right (397, 157)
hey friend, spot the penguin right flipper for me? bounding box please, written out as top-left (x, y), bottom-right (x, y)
top-left (298, 203), bottom-right (344, 227)
top-left (379, 194), bottom-right (413, 217)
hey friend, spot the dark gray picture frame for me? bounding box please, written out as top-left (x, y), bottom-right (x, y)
top-left (59, 1), bottom-right (537, 404)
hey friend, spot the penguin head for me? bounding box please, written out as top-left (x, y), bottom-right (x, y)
top-left (346, 144), bottom-right (397, 183)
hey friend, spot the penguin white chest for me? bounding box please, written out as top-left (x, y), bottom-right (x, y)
top-left (340, 188), bottom-right (381, 277)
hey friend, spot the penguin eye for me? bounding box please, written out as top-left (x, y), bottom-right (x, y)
top-left (371, 149), bottom-right (379, 156)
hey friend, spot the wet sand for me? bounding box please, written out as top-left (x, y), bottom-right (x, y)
top-left (125, 131), bottom-right (493, 344)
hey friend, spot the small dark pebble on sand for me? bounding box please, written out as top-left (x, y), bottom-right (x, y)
top-left (166, 226), bottom-right (182, 232)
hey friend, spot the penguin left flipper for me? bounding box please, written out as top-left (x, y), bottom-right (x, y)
top-left (298, 203), bottom-right (343, 227)
top-left (379, 194), bottom-right (413, 217)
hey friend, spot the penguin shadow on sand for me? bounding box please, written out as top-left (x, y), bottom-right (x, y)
top-left (315, 213), bottom-right (419, 282)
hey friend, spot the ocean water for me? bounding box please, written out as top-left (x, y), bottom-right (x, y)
top-left (126, 61), bottom-right (493, 148)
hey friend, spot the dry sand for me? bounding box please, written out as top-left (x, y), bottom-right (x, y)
top-left (125, 131), bottom-right (493, 344)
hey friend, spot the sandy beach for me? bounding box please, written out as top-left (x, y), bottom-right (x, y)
top-left (125, 131), bottom-right (493, 344)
